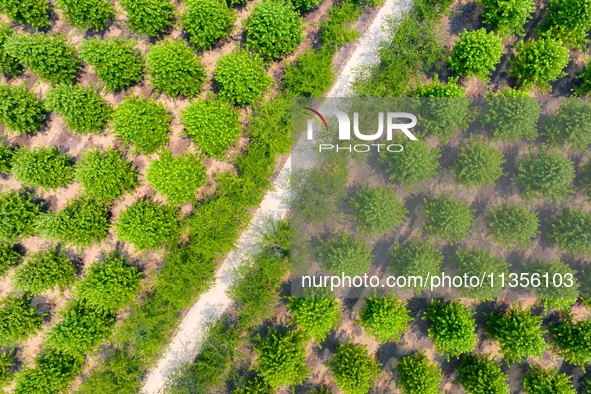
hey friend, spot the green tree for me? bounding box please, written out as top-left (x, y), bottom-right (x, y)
top-left (485, 304), bottom-right (546, 363)
top-left (539, 0), bottom-right (591, 49)
top-left (486, 201), bottom-right (539, 248)
top-left (79, 38), bottom-right (144, 92)
top-left (477, 0), bottom-right (535, 36)
top-left (119, 0), bottom-right (174, 36)
top-left (524, 259), bottom-right (579, 312)
top-left (13, 350), bottom-right (83, 394)
top-left (522, 366), bottom-right (576, 394)
top-left (290, 0), bottom-right (322, 10)
top-left (547, 207), bottom-right (591, 256)
top-left (146, 39), bottom-right (206, 98)
top-left (0, 191), bottom-right (41, 242)
top-left (112, 96), bottom-right (171, 154)
top-left (44, 84), bottom-right (111, 134)
top-left (455, 247), bottom-right (510, 299)
top-left (0, 296), bottom-right (44, 344)
top-left (234, 376), bottom-right (272, 394)
top-left (328, 343), bottom-right (380, 394)
top-left (55, 0), bottom-right (115, 31)
top-left (579, 160), bottom-right (591, 196)
top-left (424, 299), bottom-right (476, 360)
top-left (214, 51), bottom-right (272, 105)
top-left (283, 48), bottom-right (334, 97)
top-left (359, 297), bottom-right (411, 342)
top-left (319, 2), bottom-right (362, 49)
top-left (550, 316), bottom-right (591, 370)
top-left (11, 146), bottom-right (74, 190)
top-left (448, 28), bottom-right (503, 81)
top-left (245, 0), bottom-right (303, 60)
top-left (423, 194), bottom-right (475, 243)
top-left (287, 295), bottom-right (341, 344)
top-left (481, 88), bottom-right (540, 142)
top-left (0, 0), bottom-right (49, 28)
top-left (380, 139), bottom-right (440, 186)
top-left (0, 243), bottom-right (20, 278)
top-left (350, 185), bottom-right (407, 236)
top-left (0, 143), bottom-right (13, 174)
top-left (397, 351), bottom-right (443, 394)
top-left (390, 238), bottom-right (443, 295)
top-left (5, 33), bottom-right (80, 84)
top-left (544, 99), bottom-right (591, 150)
top-left (179, 0), bottom-right (235, 51)
top-left (317, 233), bottom-right (373, 277)
top-left (0, 23), bottom-right (22, 76)
top-left (0, 83), bottom-right (45, 135)
top-left (12, 248), bottom-right (76, 294)
top-left (146, 151), bottom-right (207, 205)
top-left (0, 350), bottom-right (14, 387)
top-left (453, 137), bottom-right (505, 188)
top-left (458, 354), bottom-right (509, 394)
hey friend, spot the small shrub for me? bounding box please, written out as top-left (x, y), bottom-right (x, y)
top-left (513, 148), bottom-right (574, 202)
top-left (179, 0), bottom-right (235, 51)
top-left (522, 366), bottom-right (576, 394)
top-left (44, 84), bottom-right (111, 134)
top-left (13, 350), bottom-right (82, 394)
top-left (180, 98), bottom-right (241, 158)
top-left (424, 299), bottom-right (476, 360)
top-left (5, 33), bottom-right (80, 84)
top-left (55, 0), bottom-right (115, 31)
top-left (328, 342), bottom-right (380, 394)
top-left (11, 146), bottom-right (74, 190)
top-left (0, 23), bottom-right (22, 76)
top-left (0, 143), bottom-right (13, 174)
top-left (0, 84), bottom-right (45, 135)
top-left (390, 238), bottom-right (443, 295)
top-left (146, 39), bottom-right (206, 98)
top-left (485, 304), bottom-right (546, 363)
top-left (254, 329), bottom-right (310, 389)
top-left (319, 1), bottom-right (362, 49)
top-left (114, 198), bottom-right (180, 251)
top-left (397, 351), bottom-right (443, 394)
top-left (310, 387), bottom-right (332, 394)
top-left (0, 350), bottom-right (14, 387)
top-left (574, 64), bottom-right (591, 97)
top-left (245, 0), bottom-right (303, 60)
top-left (359, 297), bottom-right (411, 342)
top-left (539, 0), bottom-right (591, 49)
top-left (0, 296), bottom-right (44, 344)
top-left (350, 185), bottom-right (407, 236)
top-left (423, 194), bottom-right (475, 243)
top-left (287, 295), bottom-right (341, 344)
top-left (112, 96), bottom-right (171, 154)
top-left (80, 38), bottom-right (144, 92)
top-left (524, 258), bottom-right (579, 312)
top-left (119, 0), bottom-right (174, 36)
top-left (448, 28), bottom-right (504, 81)
top-left (481, 88), bottom-right (540, 142)
top-left (36, 197), bottom-right (110, 247)
top-left (0, 243), bottom-right (20, 278)
top-left (550, 316), bottom-right (591, 370)
top-left (0, 191), bottom-right (41, 242)
top-left (455, 247), bottom-right (510, 299)
top-left (510, 37), bottom-right (570, 91)
top-left (544, 99), bottom-right (591, 150)
top-left (0, 0), bottom-right (49, 28)
top-left (579, 160), bottom-right (591, 195)
top-left (214, 51), bottom-right (272, 105)
top-left (380, 139), bottom-right (440, 186)
top-left (458, 354), bottom-right (509, 394)
top-left (317, 233), bottom-right (373, 277)
top-left (234, 376), bottom-right (272, 394)
top-left (75, 148), bottom-right (138, 202)
top-left (283, 48), bottom-right (334, 97)
top-left (486, 201), bottom-right (539, 248)
top-left (12, 248), bottom-right (76, 294)
top-left (477, 0), bottom-right (535, 36)
top-left (146, 151), bottom-right (207, 205)
top-left (547, 207), bottom-right (591, 256)
top-left (453, 137), bottom-right (505, 188)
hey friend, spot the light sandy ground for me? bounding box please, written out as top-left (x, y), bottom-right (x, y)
top-left (141, 0), bottom-right (412, 392)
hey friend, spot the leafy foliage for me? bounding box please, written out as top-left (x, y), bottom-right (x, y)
top-left (0, 0), bottom-right (49, 28)
top-left (287, 295), bottom-right (341, 344)
top-left (146, 39), bottom-right (206, 98)
top-left (477, 0), bottom-right (535, 36)
top-left (254, 329), bottom-right (310, 389)
top-left (579, 160), bottom-right (591, 196)
top-left (44, 84), bottom-right (111, 134)
top-left (180, 0), bottom-right (235, 51)
top-left (12, 248), bottom-right (76, 294)
top-left (180, 98), bottom-right (241, 158)
top-left (0, 242), bottom-right (20, 278)
top-left (112, 96), bottom-right (171, 154)
top-left (0, 295), bottom-right (44, 344)
top-left (55, 0), bottom-right (115, 31)
top-left (283, 48), bottom-right (334, 97)
top-left (328, 342), bottom-right (381, 394)
top-left (350, 185), bottom-right (407, 236)
top-left (0, 191), bottom-right (41, 242)
top-left (245, 0), bottom-right (303, 60)
top-left (0, 23), bottom-right (22, 75)
top-left (448, 28), bottom-right (503, 80)
top-left (317, 233), bottom-right (373, 277)
top-left (390, 238), bottom-right (443, 295)
top-left (79, 38), bottom-right (144, 92)
top-left (550, 316), bottom-right (591, 370)
top-left (5, 33), bottom-right (80, 84)
top-left (524, 258), bottom-right (579, 312)
top-left (234, 376), bottom-right (273, 394)
top-left (380, 139), bottom-right (440, 186)
top-left (36, 197), bottom-right (110, 247)
top-left (547, 207), bottom-right (591, 255)
top-left (114, 198), bottom-right (180, 251)
top-left (481, 88), bottom-right (540, 142)
top-left (455, 247), bottom-right (510, 299)
top-left (424, 299), bottom-right (476, 360)
top-left (359, 297), bottom-right (411, 342)
top-left (0, 143), bottom-right (13, 174)
top-left (458, 354), bottom-right (509, 394)
top-left (513, 148), bottom-right (575, 202)
top-left (0, 350), bottom-right (14, 387)
top-left (485, 305), bottom-right (546, 363)
top-left (11, 146), bottom-right (74, 190)
top-left (522, 366), bottom-right (576, 394)
top-left (319, 1), bottom-right (362, 49)
top-left (539, 0), bottom-right (591, 49)
top-left (75, 148), bottom-right (138, 202)
top-left (574, 64), bottom-right (591, 97)
top-left (509, 37), bottom-right (570, 91)
top-left (423, 194), bottom-right (475, 243)
top-left (13, 350), bottom-right (82, 394)
top-left (397, 351), bottom-right (443, 394)
top-left (214, 51), bottom-right (272, 105)
top-left (119, 0), bottom-right (174, 36)
top-left (453, 137), bottom-right (505, 187)
top-left (544, 99), bottom-right (591, 150)
top-left (146, 151), bottom-right (207, 205)
top-left (486, 201), bottom-right (539, 248)
top-left (0, 83), bottom-right (45, 135)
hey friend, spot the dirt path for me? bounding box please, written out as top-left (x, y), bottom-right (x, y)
top-left (141, 0), bottom-right (412, 392)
